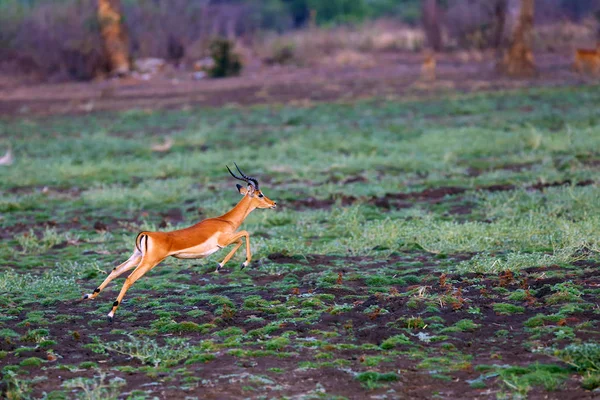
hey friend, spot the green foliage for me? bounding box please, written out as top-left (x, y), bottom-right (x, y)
top-left (1, 369), bottom-right (33, 400)
top-left (441, 319), bottom-right (480, 333)
top-left (154, 320), bottom-right (206, 334)
top-left (15, 228), bottom-right (63, 254)
top-left (21, 328), bottom-right (50, 343)
top-left (79, 361), bottom-right (99, 369)
top-left (1, 83), bottom-right (600, 398)
top-left (498, 363), bottom-right (570, 395)
top-left (0, 270), bottom-right (80, 302)
top-left (184, 353), bottom-right (216, 365)
top-left (552, 343), bottom-right (600, 373)
top-left (508, 289), bottom-right (531, 301)
top-left (493, 303), bottom-right (525, 315)
top-left (0, 329), bottom-right (20, 339)
top-left (356, 371), bottom-right (399, 383)
top-left (405, 316), bottom-right (426, 330)
top-left (97, 335), bottom-right (196, 367)
top-left (207, 37), bottom-right (242, 78)
top-left (356, 371), bottom-right (398, 390)
top-left (264, 336), bottom-right (291, 351)
top-left (380, 334), bottom-right (410, 349)
top-left (214, 327), bottom-right (245, 338)
top-left (582, 372), bottom-right (600, 390)
top-left (524, 314), bottom-right (564, 328)
top-left (288, 0), bottom-right (416, 26)
top-left (19, 357), bottom-right (44, 367)
top-left (62, 370), bottom-right (126, 400)
top-left (546, 283), bottom-right (584, 305)
top-left (306, 0), bottom-right (369, 25)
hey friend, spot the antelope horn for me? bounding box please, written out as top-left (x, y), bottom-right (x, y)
top-left (226, 164), bottom-right (248, 184)
top-left (234, 162), bottom-right (259, 189)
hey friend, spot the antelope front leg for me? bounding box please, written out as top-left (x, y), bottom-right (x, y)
top-left (241, 231), bottom-right (251, 269)
top-left (83, 251), bottom-right (141, 300)
top-left (217, 230), bottom-right (252, 270)
top-left (215, 239), bottom-right (242, 272)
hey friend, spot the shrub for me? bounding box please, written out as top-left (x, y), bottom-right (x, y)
top-left (207, 37), bottom-right (242, 78)
top-left (356, 371), bottom-right (399, 389)
top-left (265, 41), bottom-right (297, 65)
top-left (20, 357), bottom-right (44, 367)
top-left (554, 343), bottom-right (600, 373)
top-left (380, 334), bottom-right (410, 349)
top-left (265, 336), bottom-right (290, 351)
top-left (97, 334), bottom-right (195, 367)
top-left (582, 372), bottom-right (600, 390)
top-left (493, 303), bottom-right (525, 315)
top-left (9, 0), bottom-right (108, 80)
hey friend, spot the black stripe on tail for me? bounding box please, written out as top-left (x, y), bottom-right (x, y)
top-left (135, 232), bottom-right (146, 253)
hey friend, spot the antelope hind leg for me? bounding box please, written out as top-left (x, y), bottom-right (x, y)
top-left (83, 250), bottom-right (141, 299)
top-left (107, 256), bottom-right (163, 321)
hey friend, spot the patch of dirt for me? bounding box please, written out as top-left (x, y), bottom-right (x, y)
top-left (0, 52), bottom-right (591, 118)
top-left (2, 252), bottom-right (599, 399)
top-left (0, 214), bottom-right (140, 240)
top-left (373, 186), bottom-right (469, 210)
top-left (286, 180), bottom-right (596, 213)
top-left (158, 207), bottom-right (186, 227)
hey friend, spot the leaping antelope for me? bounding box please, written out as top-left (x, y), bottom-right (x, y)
top-left (83, 164), bottom-right (276, 321)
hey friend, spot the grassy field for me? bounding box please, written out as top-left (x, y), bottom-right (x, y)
top-left (1, 85), bottom-right (600, 399)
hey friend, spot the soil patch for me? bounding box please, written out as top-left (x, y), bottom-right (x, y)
top-left (0, 53), bottom-right (589, 118)
top-left (1, 252), bottom-right (598, 398)
top-left (286, 180), bottom-right (596, 212)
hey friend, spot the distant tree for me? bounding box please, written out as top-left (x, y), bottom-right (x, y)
top-left (500, 0), bottom-right (536, 77)
top-left (282, 0), bottom-right (310, 27)
top-left (167, 35), bottom-right (185, 68)
top-left (306, 0), bottom-right (368, 25)
top-left (560, 0), bottom-right (595, 21)
top-left (595, 9), bottom-right (600, 47)
top-left (97, 0), bottom-right (130, 76)
top-left (422, 0), bottom-right (442, 51)
top-left (492, 0), bottom-right (507, 51)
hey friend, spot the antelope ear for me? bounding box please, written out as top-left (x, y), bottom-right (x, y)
top-left (237, 184), bottom-right (247, 195)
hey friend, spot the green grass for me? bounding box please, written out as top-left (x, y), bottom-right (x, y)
top-left (498, 363), bottom-right (570, 396)
top-left (1, 85), bottom-right (600, 398)
top-left (493, 303), bottom-right (526, 315)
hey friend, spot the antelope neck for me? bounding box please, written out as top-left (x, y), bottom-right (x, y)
top-left (218, 195), bottom-right (256, 230)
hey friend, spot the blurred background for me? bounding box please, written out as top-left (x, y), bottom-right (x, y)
top-left (0, 0), bottom-right (599, 113)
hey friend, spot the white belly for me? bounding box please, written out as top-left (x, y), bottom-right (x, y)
top-left (173, 246), bottom-right (220, 259)
top-left (171, 233), bottom-right (222, 259)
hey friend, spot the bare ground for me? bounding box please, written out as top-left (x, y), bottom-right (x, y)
top-left (1, 251), bottom-right (599, 398)
top-left (0, 52), bottom-right (596, 117)
top-left (1, 51), bottom-right (599, 399)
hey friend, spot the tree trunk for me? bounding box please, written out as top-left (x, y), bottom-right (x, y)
top-left (97, 0), bottom-right (130, 76)
top-left (595, 9), bottom-right (600, 48)
top-left (500, 0), bottom-right (536, 78)
top-left (422, 0), bottom-right (442, 52)
top-left (492, 0), bottom-right (507, 50)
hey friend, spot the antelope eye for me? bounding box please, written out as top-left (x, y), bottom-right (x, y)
top-left (258, 194), bottom-right (264, 198)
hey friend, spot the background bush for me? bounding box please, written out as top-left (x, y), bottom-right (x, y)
top-left (1, 0), bottom-right (599, 81)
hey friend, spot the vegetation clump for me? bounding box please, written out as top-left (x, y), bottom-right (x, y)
top-left (207, 37), bottom-right (242, 78)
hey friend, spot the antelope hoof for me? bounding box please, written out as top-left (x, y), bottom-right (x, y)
top-left (215, 262), bottom-right (223, 273)
top-left (107, 314), bottom-right (114, 323)
top-left (82, 294), bottom-right (90, 300)
top-left (241, 261), bottom-right (249, 270)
